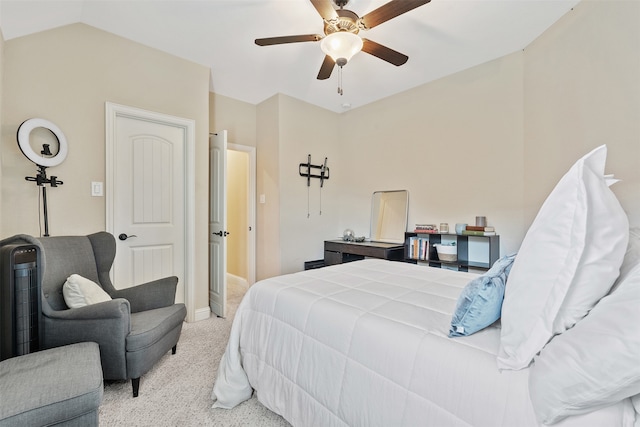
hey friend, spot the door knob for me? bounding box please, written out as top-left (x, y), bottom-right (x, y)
top-left (118, 233), bottom-right (137, 241)
top-left (212, 231), bottom-right (230, 237)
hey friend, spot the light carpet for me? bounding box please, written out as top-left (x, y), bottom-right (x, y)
top-left (98, 282), bottom-right (291, 427)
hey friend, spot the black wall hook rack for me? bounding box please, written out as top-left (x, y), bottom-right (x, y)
top-left (299, 154), bottom-right (330, 187)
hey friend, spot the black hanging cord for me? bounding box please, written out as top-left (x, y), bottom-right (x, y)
top-left (319, 157), bottom-right (328, 215)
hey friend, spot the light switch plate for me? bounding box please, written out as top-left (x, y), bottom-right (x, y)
top-left (91, 181), bottom-right (103, 197)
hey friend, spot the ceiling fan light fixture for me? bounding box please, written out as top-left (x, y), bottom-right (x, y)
top-left (320, 31), bottom-right (363, 65)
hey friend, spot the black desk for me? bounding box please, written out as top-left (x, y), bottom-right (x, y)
top-left (324, 240), bottom-right (404, 266)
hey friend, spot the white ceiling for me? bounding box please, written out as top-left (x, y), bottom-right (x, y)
top-left (0, 0), bottom-right (580, 113)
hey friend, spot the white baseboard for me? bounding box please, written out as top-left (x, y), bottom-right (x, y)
top-left (194, 273), bottom-right (248, 322)
top-left (194, 307), bottom-right (211, 322)
top-left (227, 273), bottom-right (249, 290)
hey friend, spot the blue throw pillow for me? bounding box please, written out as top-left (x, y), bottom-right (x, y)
top-left (449, 254), bottom-right (517, 337)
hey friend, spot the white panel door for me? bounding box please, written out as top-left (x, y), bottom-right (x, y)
top-left (112, 114), bottom-right (186, 303)
top-left (209, 131), bottom-right (227, 317)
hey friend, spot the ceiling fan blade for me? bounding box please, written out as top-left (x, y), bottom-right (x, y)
top-left (255, 34), bottom-right (323, 46)
top-left (317, 55), bottom-right (336, 80)
top-left (361, 38), bottom-right (408, 66)
top-left (360, 0), bottom-right (431, 29)
top-left (310, 0), bottom-right (338, 21)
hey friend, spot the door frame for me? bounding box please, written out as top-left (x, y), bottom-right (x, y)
top-left (105, 102), bottom-right (196, 322)
top-left (228, 143), bottom-right (256, 286)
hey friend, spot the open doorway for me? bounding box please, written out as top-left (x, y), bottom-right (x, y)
top-left (226, 144), bottom-right (256, 290)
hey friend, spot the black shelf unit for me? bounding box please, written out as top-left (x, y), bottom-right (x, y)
top-left (404, 232), bottom-right (500, 272)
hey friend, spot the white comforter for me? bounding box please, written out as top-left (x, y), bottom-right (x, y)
top-left (212, 259), bottom-right (635, 426)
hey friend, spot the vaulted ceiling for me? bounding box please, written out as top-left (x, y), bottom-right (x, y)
top-left (0, 0), bottom-right (580, 113)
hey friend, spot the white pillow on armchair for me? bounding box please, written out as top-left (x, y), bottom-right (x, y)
top-left (63, 274), bottom-right (112, 308)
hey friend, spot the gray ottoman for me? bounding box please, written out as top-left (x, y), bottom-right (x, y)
top-left (0, 342), bottom-right (103, 426)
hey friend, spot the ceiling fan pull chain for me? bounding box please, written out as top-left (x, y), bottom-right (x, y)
top-left (338, 66), bottom-right (344, 96)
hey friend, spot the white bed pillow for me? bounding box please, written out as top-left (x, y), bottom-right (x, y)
top-left (63, 274), bottom-right (112, 308)
top-left (528, 261), bottom-right (640, 424)
top-left (613, 227), bottom-right (640, 289)
top-left (632, 394), bottom-right (640, 427)
top-left (498, 145), bottom-right (628, 370)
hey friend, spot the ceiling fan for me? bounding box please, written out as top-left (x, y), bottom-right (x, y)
top-left (255, 0), bottom-right (431, 81)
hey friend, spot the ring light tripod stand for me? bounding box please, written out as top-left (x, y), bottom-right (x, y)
top-left (17, 118), bottom-right (68, 237)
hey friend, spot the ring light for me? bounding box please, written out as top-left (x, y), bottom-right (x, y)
top-left (17, 117), bottom-right (68, 237)
top-left (17, 118), bottom-right (68, 167)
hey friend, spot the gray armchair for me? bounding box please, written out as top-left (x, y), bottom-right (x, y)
top-left (37, 231), bottom-right (187, 397)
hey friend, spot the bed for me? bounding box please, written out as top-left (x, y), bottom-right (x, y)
top-left (212, 146), bottom-right (640, 426)
top-left (212, 258), bottom-right (636, 427)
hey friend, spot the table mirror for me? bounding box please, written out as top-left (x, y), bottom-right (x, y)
top-left (370, 190), bottom-right (409, 244)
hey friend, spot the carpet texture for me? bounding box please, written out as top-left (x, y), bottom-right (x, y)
top-left (98, 282), bottom-right (291, 426)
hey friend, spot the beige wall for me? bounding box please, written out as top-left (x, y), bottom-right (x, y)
top-left (523, 0), bottom-right (640, 227)
top-left (1, 23), bottom-right (211, 319)
top-left (227, 149), bottom-right (249, 279)
top-left (212, 93), bottom-right (342, 278)
top-left (276, 95), bottom-right (342, 274)
top-left (255, 95), bottom-right (281, 279)
top-left (337, 52), bottom-right (526, 254)
top-left (209, 92), bottom-right (257, 148)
